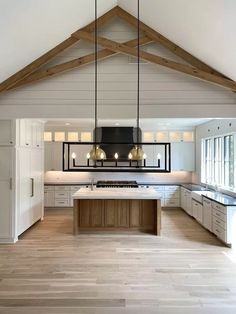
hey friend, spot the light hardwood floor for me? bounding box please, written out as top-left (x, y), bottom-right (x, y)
top-left (0, 208), bottom-right (236, 314)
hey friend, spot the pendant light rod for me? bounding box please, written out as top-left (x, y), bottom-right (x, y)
top-left (95, 0), bottom-right (98, 143)
top-left (137, 0), bottom-right (140, 143)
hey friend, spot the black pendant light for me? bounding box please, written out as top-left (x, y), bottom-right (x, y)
top-left (89, 0), bottom-right (106, 161)
top-left (129, 0), bottom-right (146, 162)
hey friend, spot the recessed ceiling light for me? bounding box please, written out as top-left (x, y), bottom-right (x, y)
top-left (65, 123), bottom-right (71, 126)
top-left (115, 123), bottom-right (120, 126)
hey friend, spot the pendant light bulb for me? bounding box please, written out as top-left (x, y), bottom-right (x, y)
top-left (86, 152), bottom-right (90, 159)
top-left (114, 152), bottom-right (119, 160)
top-left (72, 152), bottom-right (76, 159)
top-left (128, 152), bottom-right (132, 160)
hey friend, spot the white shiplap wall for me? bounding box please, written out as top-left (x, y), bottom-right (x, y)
top-left (0, 18), bottom-right (235, 118)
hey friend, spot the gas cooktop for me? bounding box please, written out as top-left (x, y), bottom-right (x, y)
top-left (96, 180), bottom-right (138, 188)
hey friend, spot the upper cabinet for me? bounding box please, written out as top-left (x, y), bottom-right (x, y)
top-left (18, 120), bottom-right (43, 148)
top-left (0, 120), bottom-right (15, 146)
top-left (171, 142), bottom-right (195, 171)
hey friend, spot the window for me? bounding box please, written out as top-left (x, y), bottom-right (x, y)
top-left (213, 137), bottom-right (222, 184)
top-left (224, 135), bottom-right (234, 188)
top-left (201, 133), bottom-right (235, 191)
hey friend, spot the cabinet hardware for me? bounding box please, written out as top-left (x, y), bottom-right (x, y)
top-left (30, 178), bottom-right (34, 197)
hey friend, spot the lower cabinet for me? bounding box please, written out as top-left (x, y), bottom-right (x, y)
top-left (192, 199), bottom-right (203, 224)
top-left (202, 197), bottom-right (212, 232)
top-left (79, 199), bottom-right (155, 230)
top-left (180, 187), bottom-right (192, 216)
top-left (153, 185), bottom-right (180, 207)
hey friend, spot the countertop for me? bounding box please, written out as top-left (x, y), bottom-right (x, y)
top-left (202, 191), bottom-right (236, 206)
top-left (72, 187), bottom-right (161, 200)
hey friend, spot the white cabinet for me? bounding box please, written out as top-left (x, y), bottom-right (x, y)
top-left (18, 119), bottom-right (43, 148)
top-left (44, 142), bottom-right (63, 171)
top-left (0, 120), bottom-right (14, 145)
top-left (171, 142), bottom-right (195, 171)
top-left (0, 147), bottom-right (14, 241)
top-left (44, 187), bottom-right (55, 207)
top-left (180, 187), bottom-right (192, 216)
top-left (192, 199), bottom-right (203, 224)
top-left (44, 185), bottom-right (87, 208)
top-left (17, 149), bottom-right (44, 236)
top-left (202, 197), bottom-right (212, 232)
top-left (153, 185), bottom-right (180, 207)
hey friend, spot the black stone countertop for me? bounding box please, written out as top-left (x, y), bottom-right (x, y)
top-left (202, 191), bottom-right (236, 207)
top-left (181, 183), bottom-right (209, 191)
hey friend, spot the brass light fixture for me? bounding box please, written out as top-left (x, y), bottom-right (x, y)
top-left (128, 0), bottom-right (145, 162)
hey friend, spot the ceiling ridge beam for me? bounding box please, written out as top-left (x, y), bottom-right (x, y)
top-left (116, 6), bottom-right (230, 80)
top-left (9, 36), bottom-right (152, 90)
top-left (74, 31), bottom-right (236, 92)
top-left (0, 6), bottom-right (118, 93)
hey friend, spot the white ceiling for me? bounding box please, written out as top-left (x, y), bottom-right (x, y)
top-left (118, 0), bottom-right (236, 81)
top-left (45, 118), bottom-right (213, 130)
top-left (0, 0), bottom-right (235, 82)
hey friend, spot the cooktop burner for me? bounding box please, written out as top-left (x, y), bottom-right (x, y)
top-left (96, 180), bottom-right (138, 188)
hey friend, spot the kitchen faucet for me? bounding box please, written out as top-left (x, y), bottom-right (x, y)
top-left (91, 178), bottom-right (94, 191)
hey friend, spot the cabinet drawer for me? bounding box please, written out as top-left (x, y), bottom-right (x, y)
top-left (55, 199), bottom-right (70, 207)
top-left (164, 198), bottom-right (180, 207)
top-left (164, 185), bottom-right (179, 192)
top-left (203, 198), bottom-right (211, 207)
top-left (213, 223), bottom-right (226, 243)
top-left (153, 186), bottom-right (164, 191)
top-left (55, 186), bottom-right (70, 191)
top-left (212, 215), bottom-right (226, 230)
top-left (164, 190), bottom-right (179, 199)
top-left (44, 185), bottom-right (54, 191)
top-left (212, 208), bottom-right (226, 222)
top-left (55, 191), bottom-right (69, 198)
top-left (212, 202), bottom-right (226, 214)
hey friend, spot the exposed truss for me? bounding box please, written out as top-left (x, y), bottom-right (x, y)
top-left (0, 5), bottom-right (235, 93)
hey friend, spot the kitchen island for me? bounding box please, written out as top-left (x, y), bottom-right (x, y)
top-left (72, 187), bottom-right (162, 235)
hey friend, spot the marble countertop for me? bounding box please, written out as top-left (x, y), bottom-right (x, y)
top-left (202, 191), bottom-right (236, 206)
top-left (72, 187), bottom-right (161, 200)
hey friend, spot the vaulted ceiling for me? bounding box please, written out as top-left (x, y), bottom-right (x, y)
top-left (0, 0), bottom-right (235, 82)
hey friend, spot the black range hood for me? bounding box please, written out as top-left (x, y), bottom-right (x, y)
top-left (94, 127), bottom-right (142, 160)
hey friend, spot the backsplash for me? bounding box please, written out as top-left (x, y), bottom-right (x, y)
top-left (44, 171), bottom-right (193, 184)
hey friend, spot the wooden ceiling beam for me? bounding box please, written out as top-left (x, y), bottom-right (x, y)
top-left (75, 31), bottom-right (236, 92)
top-left (0, 6), bottom-right (118, 93)
top-left (116, 7), bottom-right (229, 80)
top-left (9, 36), bottom-right (152, 90)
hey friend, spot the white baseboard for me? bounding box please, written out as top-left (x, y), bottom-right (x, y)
top-left (0, 237), bottom-right (18, 244)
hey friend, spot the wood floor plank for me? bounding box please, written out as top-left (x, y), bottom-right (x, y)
top-left (0, 208), bottom-right (236, 314)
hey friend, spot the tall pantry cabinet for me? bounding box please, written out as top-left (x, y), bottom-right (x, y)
top-left (16, 120), bottom-right (44, 236)
top-left (0, 121), bottom-right (15, 243)
top-left (0, 119), bottom-right (44, 243)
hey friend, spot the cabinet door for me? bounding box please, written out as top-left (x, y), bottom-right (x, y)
top-left (0, 147), bottom-right (13, 239)
top-left (90, 200), bottom-right (103, 227)
top-left (203, 198), bottom-right (212, 231)
top-left (44, 142), bottom-right (53, 171)
top-left (130, 200), bottom-right (141, 227)
top-left (0, 120), bottom-right (14, 145)
top-left (79, 200), bottom-right (90, 227)
top-left (17, 150), bottom-right (31, 235)
top-left (117, 200), bottom-right (130, 227)
top-left (19, 120), bottom-right (32, 147)
top-left (52, 142), bottom-right (63, 171)
top-left (104, 200), bottom-right (117, 227)
top-left (186, 194), bottom-right (192, 216)
top-left (44, 191), bottom-right (55, 207)
top-left (30, 149), bottom-right (43, 222)
top-left (171, 142), bottom-right (195, 171)
top-left (141, 200), bottom-right (154, 229)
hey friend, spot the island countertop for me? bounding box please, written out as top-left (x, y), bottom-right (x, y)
top-left (72, 187), bottom-right (162, 200)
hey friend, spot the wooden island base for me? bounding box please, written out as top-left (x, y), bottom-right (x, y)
top-left (73, 199), bottom-right (161, 235)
